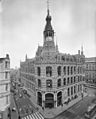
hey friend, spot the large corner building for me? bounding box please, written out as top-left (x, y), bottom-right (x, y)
top-left (20, 8), bottom-right (85, 118)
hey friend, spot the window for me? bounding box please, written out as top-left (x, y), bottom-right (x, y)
top-left (78, 85), bottom-right (80, 92)
top-left (74, 77), bottom-right (76, 83)
top-left (5, 72), bottom-right (8, 79)
top-left (57, 92), bottom-right (62, 106)
top-left (74, 86), bottom-right (76, 94)
top-left (74, 66), bottom-right (76, 74)
top-left (63, 78), bottom-right (66, 85)
top-left (71, 87), bottom-right (73, 95)
top-left (68, 88), bottom-right (70, 96)
top-left (67, 77), bottom-right (69, 85)
top-left (6, 84), bottom-right (8, 91)
top-left (37, 67), bottom-right (41, 76)
top-left (57, 79), bottom-right (61, 87)
top-left (57, 66), bottom-right (61, 76)
top-left (5, 61), bottom-right (8, 68)
top-left (63, 66), bottom-right (66, 75)
top-left (46, 80), bottom-right (52, 88)
top-left (38, 79), bottom-right (41, 87)
top-left (71, 77), bottom-right (73, 84)
top-left (71, 67), bottom-right (73, 75)
top-left (6, 96), bottom-right (8, 104)
top-left (46, 66), bottom-right (52, 77)
top-left (67, 66), bottom-right (69, 75)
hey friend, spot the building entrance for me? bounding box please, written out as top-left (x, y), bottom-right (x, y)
top-left (45, 93), bottom-right (54, 108)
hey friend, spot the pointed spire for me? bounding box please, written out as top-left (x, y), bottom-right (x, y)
top-left (25, 54), bottom-right (27, 61)
top-left (81, 45), bottom-right (83, 55)
top-left (44, 0), bottom-right (54, 39)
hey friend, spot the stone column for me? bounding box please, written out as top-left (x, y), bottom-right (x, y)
top-left (42, 92), bottom-right (45, 108)
top-left (54, 92), bottom-right (57, 108)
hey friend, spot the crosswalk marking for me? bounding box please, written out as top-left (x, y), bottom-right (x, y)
top-left (35, 112), bottom-right (40, 119)
top-left (37, 112), bottom-right (44, 119)
top-left (22, 111), bottom-right (44, 119)
top-left (29, 115), bottom-right (32, 119)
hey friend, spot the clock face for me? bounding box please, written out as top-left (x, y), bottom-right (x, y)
top-left (46, 36), bottom-right (52, 41)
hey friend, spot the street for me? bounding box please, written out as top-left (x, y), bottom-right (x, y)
top-left (10, 86), bottom-right (44, 119)
top-left (53, 88), bottom-right (96, 119)
top-left (10, 83), bottom-right (96, 119)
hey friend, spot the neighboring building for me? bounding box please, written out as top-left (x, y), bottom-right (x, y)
top-left (0, 54), bottom-right (10, 119)
top-left (85, 57), bottom-right (96, 87)
top-left (20, 8), bottom-right (85, 118)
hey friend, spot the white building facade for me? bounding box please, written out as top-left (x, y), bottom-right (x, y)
top-left (0, 54), bottom-right (10, 119)
top-left (20, 9), bottom-right (85, 118)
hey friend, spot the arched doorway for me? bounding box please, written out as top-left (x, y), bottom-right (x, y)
top-left (45, 93), bottom-right (54, 108)
top-left (57, 91), bottom-right (62, 106)
top-left (37, 92), bottom-right (42, 107)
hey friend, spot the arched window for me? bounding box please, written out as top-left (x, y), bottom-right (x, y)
top-left (63, 66), bottom-right (66, 75)
top-left (37, 92), bottom-right (42, 106)
top-left (63, 78), bottom-right (66, 85)
top-left (74, 66), bottom-right (76, 74)
top-left (46, 66), bottom-right (52, 77)
top-left (67, 66), bottom-right (69, 75)
top-left (38, 79), bottom-right (41, 87)
top-left (57, 79), bottom-right (61, 87)
top-left (45, 93), bottom-right (54, 108)
top-left (37, 67), bottom-right (41, 76)
top-left (57, 66), bottom-right (61, 76)
top-left (57, 92), bottom-right (62, 106)
top-left (71, 67), bottom-right (73, 75)
top-left (74, 85), bottom-right (76, 94)
top-left (67, 77), bottom-right (69, 85)
top-left (46, 80), bottom-right (52, 88)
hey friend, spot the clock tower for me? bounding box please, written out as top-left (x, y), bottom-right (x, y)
top-left (43, 7), bottom-right (57, 53)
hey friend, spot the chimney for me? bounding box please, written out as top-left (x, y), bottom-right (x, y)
top-left (78, 50), bottom-right (80, 55)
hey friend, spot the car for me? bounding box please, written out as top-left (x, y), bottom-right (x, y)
top-left (19, 94), bottom-right (23, 98)
top-left (23, 89), bottom-right (27, 94)
top-left (12, 107), bottom-right (16, 112)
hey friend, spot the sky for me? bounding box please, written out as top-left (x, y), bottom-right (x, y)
top-left (0, 0), bottom-right (96, 68)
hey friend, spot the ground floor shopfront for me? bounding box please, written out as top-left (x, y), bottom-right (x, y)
top-left (37, 86), bottom-right (84, 109)
top-left (36, 90), bottom-right (86, 118)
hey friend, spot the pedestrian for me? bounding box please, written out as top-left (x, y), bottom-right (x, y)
top-left (18, 115), bottom-right (21, 119)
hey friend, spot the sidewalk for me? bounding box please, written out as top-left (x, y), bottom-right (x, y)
top-left (40, 93), bottom-right (88, 119)
top-left (10, 93), bottom-right (18, 119)
top-left (26, 88), bottom-right (88, 119)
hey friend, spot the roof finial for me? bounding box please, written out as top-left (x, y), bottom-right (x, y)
top-left (47, 0), bottom-right (49, 15)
